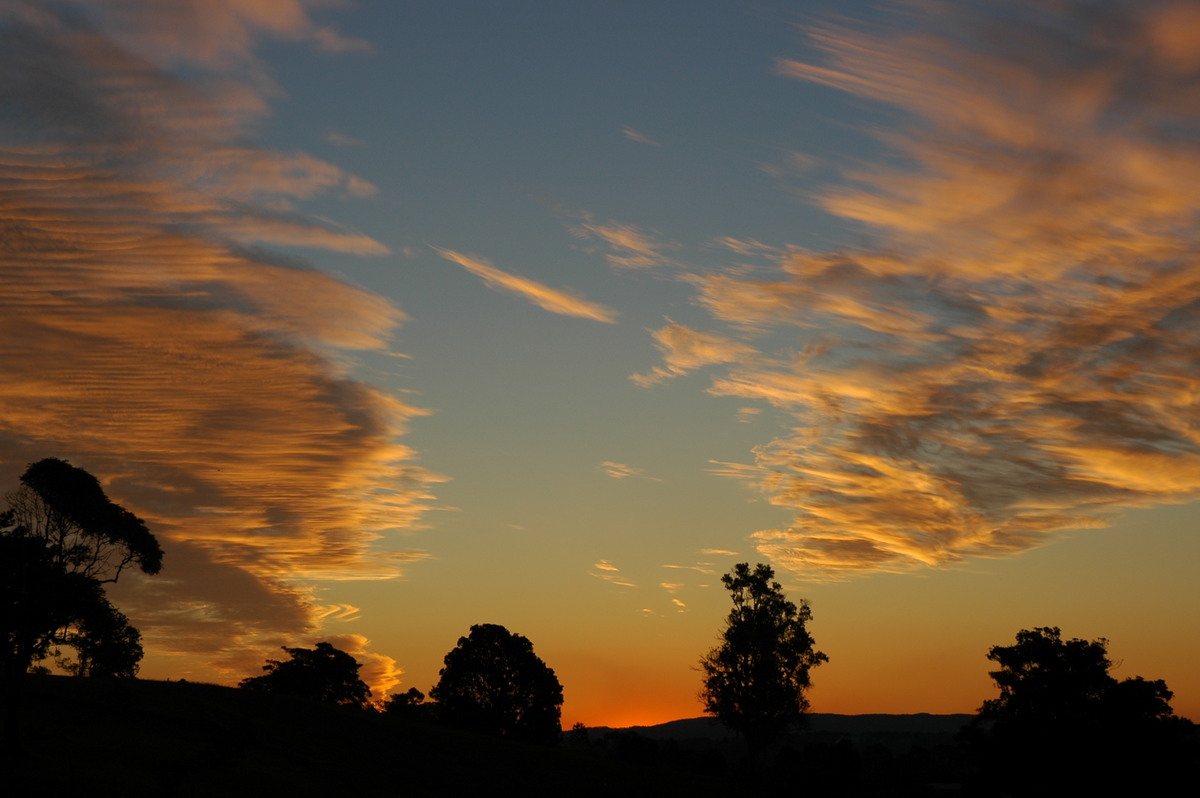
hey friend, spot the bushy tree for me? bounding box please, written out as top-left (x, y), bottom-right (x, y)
top-left (968, 627), bottom-right (1194, 794)
top-left (430, 623), bottom-right (563, 743)
top-left (240, 642), bottom-right (371, 708)
top-left (56, 599), bottom-right (143, 679)
top-left (382, 686), bottom-right (429, 719)
top-left (979, 626), bottom-right (1179, 731)
top-left (700, 562), bottom-right (827, 753)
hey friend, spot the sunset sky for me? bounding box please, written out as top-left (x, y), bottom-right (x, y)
top-left (3, 0), bottom-right (1199, 728)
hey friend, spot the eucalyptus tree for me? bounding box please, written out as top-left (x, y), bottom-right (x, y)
top-left (1, 458), bottom-right (162, 745)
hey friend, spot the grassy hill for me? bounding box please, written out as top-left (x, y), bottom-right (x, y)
top-left (9, 675), bottom-right (740, 797)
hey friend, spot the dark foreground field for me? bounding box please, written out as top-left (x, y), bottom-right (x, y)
top-left (9, 676), bottom-right (746, 797)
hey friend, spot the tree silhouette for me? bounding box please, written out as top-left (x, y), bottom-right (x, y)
top-left (968, 626), bottom-right (1195, 794)
top-left (430, 623), bottom-right (563, 743)
top-left (700, 562), bottom-right (827, 756)
top-left (6, 458), bottom-right (162, 583)
top-left (1, 459), bottom-right (161, 746)
top-left (383, 686), bottom-right (429, 719)
top-left (56, 598), bottom-right (143, 678)
top-left (240, 642), bottom-right (371, 708)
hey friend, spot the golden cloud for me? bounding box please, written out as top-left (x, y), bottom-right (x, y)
top-left (644, 0), bottom-right (1200, 578)
top-left (571, 214), bottom-right (674, 270)
top-left (631, 321), bottom-right (757, 386)
top-left (1, 3), bottom-right (438, 679)
top-left (433, 247), bottom-right (618, 323)
top-left (597, 461), bottom-right (660, 481)
top-left (590, 560), bottom-right (636, 587)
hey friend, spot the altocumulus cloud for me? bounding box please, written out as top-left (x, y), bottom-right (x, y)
top-left (0, 0), bottom-right (437, 690)
top-left (642, 0), bottom-right (1200, 578)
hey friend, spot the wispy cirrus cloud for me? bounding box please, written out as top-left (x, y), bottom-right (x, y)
top-left (1, 1), bottom-right (438, 685)
top-left (433, 247), bottom-right (617, 323)
top-left (326, 129), bottom-right (366, 148)
top-left (622, 126), bottom-right (661, 147)
top-left (597, 461), bottom-right (661, 481)
top-left (640, 0), bottom-right (1200, 578)
top-left (630, 321), bottom-right (756, 386)
top-left (571, 215), bottom-right (674, 270)
top-left (590, 559), bottom-right (636, 588)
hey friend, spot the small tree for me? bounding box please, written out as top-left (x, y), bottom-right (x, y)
top-left (700, 562), bottom-right (827, 755)
top-left (430, 623), bottom-right (563, 743)
top-left (56, 599), bottom-right (143, 679)
top-left (383, 687), bottom-right (429, 719)
top-left (240, 642), bottom-right (371, 708)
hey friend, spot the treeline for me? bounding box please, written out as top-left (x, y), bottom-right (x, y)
top-left (231, 564), bottom-right (1198, 795)
top-left (239, 624), bottom-right (563, 745)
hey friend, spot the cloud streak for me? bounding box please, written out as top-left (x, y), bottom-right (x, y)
top-left (571, 218), bottom-right (674, 270)
top-left (641, 0), bottom-right (1200, 577)
top-left (622, 127), bottom-right (661, 147)
top-left (597, 461), bottom-right (660, 481)
top-left (433, 247), bottom-right (617, 323)
top-left (1, 1), bottom-right (438, 680)
top-left (590, 559), bottom-right (636, 588)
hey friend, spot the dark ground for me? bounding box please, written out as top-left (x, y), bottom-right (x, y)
top-left (8, 676), bottom-right (744, 797)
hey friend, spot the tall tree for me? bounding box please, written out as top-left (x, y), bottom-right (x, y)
top-left (1, 458), bottom-right (162, 746)
top-left (240, 642), bottom-right (372, 708)
top-left (700, 562), bottom-right (827, 755)
top-left (430, 623), bottom-right (563, 743)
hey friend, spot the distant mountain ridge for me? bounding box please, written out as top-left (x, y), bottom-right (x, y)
top-left (587, 713), bottom-right (975, 746)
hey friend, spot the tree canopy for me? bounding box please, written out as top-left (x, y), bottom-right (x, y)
top-left (7, 458), bottom-right (162, 583)
top-left (700, 562), bottom-right (827, 752)
top-left (430, 623), bottom-right (563, 743)
top-left (969, 626), bottom-right (1193, 794)
top-left (240, 642), bottom-right (372, 708)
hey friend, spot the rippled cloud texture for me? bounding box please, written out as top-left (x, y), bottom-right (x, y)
top-left (0, 1), bottom-right (435, 686)
top-left (648, 0), bottom-right (1200, 577)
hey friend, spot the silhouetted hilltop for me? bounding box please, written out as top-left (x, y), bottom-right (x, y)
top-left (592, 712), bottom-right (975, 751)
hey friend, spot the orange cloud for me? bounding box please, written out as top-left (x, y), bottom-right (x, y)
top-left (642, 0), bottom-right (1200, 578)
top-left (433, 247), bottom-right (617, 323)
top-left (1, 4), bottom-right (437, 680)
top-left (591, 560), bottom-right (636, 588)
top-left (87, 0), bottom-right (371, 69)
top-left (597, 461), bottom-right (660, 481)
top-left (322, 633), bottom-right (403, 699)
top-left (631, 321), bottom-right (756, 386)
top-left (571, 217), bottom-right (673, 269)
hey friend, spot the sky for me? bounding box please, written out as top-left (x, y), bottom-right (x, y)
top-left (2, 0), bottom-right (1199, 728)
